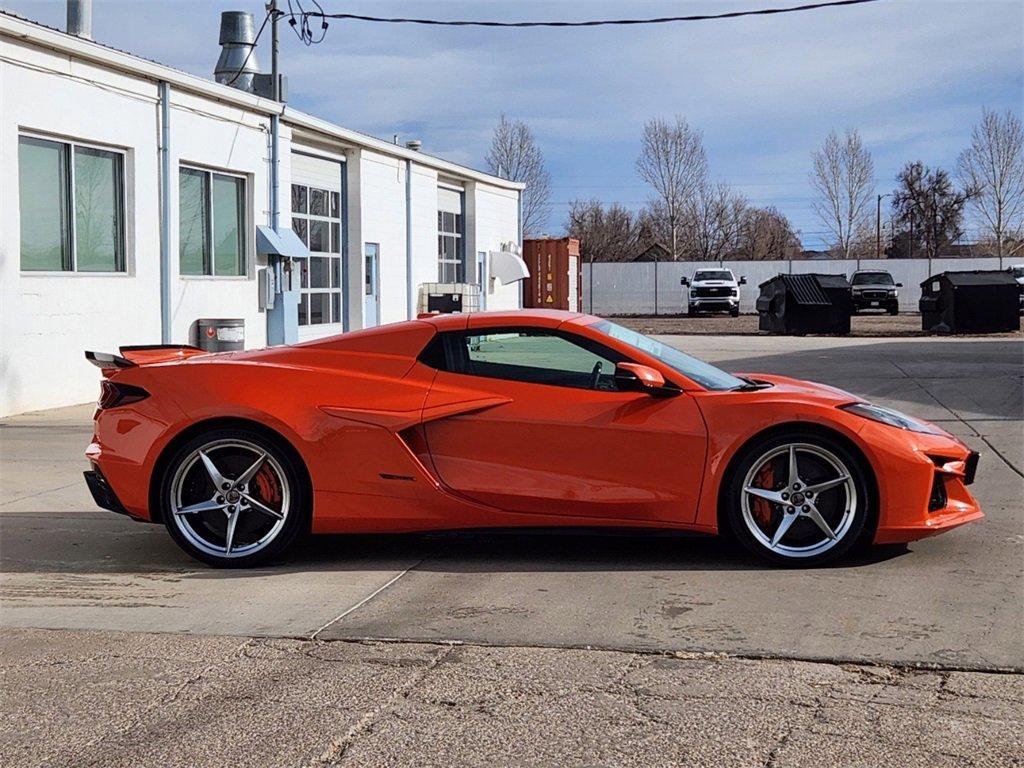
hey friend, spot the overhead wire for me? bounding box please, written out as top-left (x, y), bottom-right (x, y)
top-left (281, 0), bottom-right (880, 41)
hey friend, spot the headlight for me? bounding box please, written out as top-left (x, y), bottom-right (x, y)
top-left (888, 289), bottom-right (897, 296)
top-left (839, 403), bottom-right (941, 434)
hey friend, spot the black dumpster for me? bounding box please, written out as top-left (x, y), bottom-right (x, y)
top-left (757, 273), bottom-right (853, 335)
top-left (919, 270), bottom-right (1020, 334)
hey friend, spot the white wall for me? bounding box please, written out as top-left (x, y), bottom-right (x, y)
top-left (0, 38), bottom-right (163, 416)
top-left (167, 88), bottom-right (273, 348)
top-left (409, 163), bottom-right (441, 310)
top-left (469, 181), bottom-right (522, 311)
top-left (0, 27), bottom-right (522, 417)
top-left (357, 149), bottom-right (410, 326)
top-left (584, 257), bottom-right (1011, 316)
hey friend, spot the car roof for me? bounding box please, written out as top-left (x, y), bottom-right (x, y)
top-left (421, 308), bottom-right (588, 331)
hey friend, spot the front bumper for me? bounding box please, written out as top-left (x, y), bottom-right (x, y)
top-left (691, 297), bottom-right (738, 309)
top-left (852, 295), bottom-right (898, 310)
top-left (867, 422), bottom-right (984, 544)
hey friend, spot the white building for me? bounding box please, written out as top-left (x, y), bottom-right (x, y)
top-left (0, 10), bottom-right (525, 417)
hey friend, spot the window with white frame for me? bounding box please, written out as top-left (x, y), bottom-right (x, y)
top-left (18, 135), bottom-right (126, 272)
top-left (437, 186), bottom-right (464, 283)
top-left (291, 183), bottom-right (342, 325)
top-left (179, 167), bottom-right (246, 276)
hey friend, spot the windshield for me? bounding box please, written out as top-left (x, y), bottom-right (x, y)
top-left (1012, 267), bottom-right (1024, 279)
top-left (852, 272), bottom-right (894, 285)
top-left (591, 320), bottom-right (745, 391)
top-left (694, 270), bottom-right (733, 281)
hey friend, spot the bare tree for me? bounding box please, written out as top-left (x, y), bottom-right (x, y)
top-left (736, 206), bottom-right (802, 261)
top-left (485, 114), bottom-right (551, 238)
top-left (682, 181), bottom-right (746, 262)
top-left (636, 116), bottom-right (706, 259)
top-left (810, 129), bottom-right (875, 259)
top-left (566, 199), bottom-right (637, 263)
top-left (958, 108), bottom-right (1024, 258)
top-left (890, 161), bottom-right (970, 259)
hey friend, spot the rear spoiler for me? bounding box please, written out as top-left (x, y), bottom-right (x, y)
top-left (85, 344), bottom-right (207, 371)
top-left (85, 350), bottom-right (135, 370)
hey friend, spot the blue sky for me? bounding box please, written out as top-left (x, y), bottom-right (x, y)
top-left (4, 0), bottom-right (1022, 247)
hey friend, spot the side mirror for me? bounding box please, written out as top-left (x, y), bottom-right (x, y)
top-left (680, 277), bottom-right (690, 286)
top-left (615, 363), bottom-right (678, 396)
top-left (739, 276), bottom-right (747, 285)
top-left (896, 282), bottom-right (904, 288)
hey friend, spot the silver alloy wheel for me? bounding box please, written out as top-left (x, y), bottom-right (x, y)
top-left (740, 442), bottom-right (857, 559)
top-left (169, 438), bottom-right (290, 560)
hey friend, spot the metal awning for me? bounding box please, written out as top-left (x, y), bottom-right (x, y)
top-left (489, 249), bottom-right (529, 285)
top-left (256, 225), bottom-right (311, 258)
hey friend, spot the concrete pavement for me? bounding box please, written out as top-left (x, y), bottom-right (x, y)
top-left (1, 334), bottom-right (1021, 766)
top-left (2, 627), bottom-right (1021, 768)
top-left (2, 335), bottom-right (1020, 668)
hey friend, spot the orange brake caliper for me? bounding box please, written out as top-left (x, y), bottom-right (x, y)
top-left (751, 463), bottom-right (775, 527)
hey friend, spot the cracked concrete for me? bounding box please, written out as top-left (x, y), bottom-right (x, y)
top-left (1, 335), bottom-right (1020, 765)
top-left (1, 628), bottom-right (1020, 768)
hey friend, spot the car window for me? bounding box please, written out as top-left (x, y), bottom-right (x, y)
top-left (852, 272), bottom-right (894, 285)
top-left (446, 329), bottom-right (623, 391)
top-left (591, 320), bottom-right (744, 391)
top-left (694, 270), bottom-right (733, 281)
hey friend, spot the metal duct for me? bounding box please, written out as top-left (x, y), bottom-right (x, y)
top-left (67, 0), bottom-right (92, 39)
top-left (214, 11), bottom-right (261, 91)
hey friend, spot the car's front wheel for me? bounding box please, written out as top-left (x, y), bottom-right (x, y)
top-left (159, 428), bottom-right (308, 567)
top-left (724, 432), bottom-right (871, 566)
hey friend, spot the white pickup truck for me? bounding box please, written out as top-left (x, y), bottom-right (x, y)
top-left (681, 268), bottom-right (746, 317)
top-left (1011, 264), bottom-right (1024, 312)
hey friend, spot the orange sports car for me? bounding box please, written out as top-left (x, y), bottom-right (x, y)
top-left (84, 309), bottom-right (982, 568)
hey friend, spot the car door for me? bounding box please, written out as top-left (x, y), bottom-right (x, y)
top-left (421, 326), bottom-right (708, 523)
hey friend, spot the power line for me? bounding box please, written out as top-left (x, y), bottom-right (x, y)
top-left (283, 0), bottom-right (879, 39)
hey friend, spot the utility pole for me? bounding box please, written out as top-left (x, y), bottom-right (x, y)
top-left (875, 193), bottom-right (891, 259)
top-left (270, 0), bottom-right (279, 101)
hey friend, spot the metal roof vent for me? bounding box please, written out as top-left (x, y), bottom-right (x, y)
top-left (66, 0), bottom-right (92, 39)
top-left (215, 11), bottom-right (261, 92)
top-left (405, 140), bottom-right (422, 152)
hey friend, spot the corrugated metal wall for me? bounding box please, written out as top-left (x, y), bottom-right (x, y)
top-left (581, 258), bottom-right (1013, 315)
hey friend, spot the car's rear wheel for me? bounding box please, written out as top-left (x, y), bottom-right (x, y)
top-left (159, 428), bottom-right (308, 567)
top-left (724, 432), bottom-right (871, 566)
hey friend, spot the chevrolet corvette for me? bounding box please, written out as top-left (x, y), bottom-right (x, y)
top-left (84, 309), bottom-right (982, 567)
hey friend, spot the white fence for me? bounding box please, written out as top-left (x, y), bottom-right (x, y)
top-left (581, 257), bottom-right (1014, 315)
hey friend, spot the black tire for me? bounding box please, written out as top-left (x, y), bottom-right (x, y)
top-left (723, 430), bottom-right (872, 567)
top-left (730, 307), bottom-right (740, 318)
top-left (159, 428), bottom-right (309, 568)
top-left (888, 307), bottom-right (899, 316)
top-left (687, 307), bottom-right (697, 317)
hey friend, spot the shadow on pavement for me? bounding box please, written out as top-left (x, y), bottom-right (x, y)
top-left (0, 513), bottom-right (910, 577)
top-left (714, 339), bottom-right (1023, 421)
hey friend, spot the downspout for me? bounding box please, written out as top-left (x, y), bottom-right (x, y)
top-left (158, 81), bottom-right (171, 343)
top-left (341, 159), bottom-right (350, 331)
top-left (517, 189), bottom-right (524, 308)
top-left (270, 114), bottom-right (280, 230)
top-left (405, 159), bottom-right (413, 319)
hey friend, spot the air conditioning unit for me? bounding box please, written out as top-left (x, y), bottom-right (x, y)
top-left (416, 283), bottom-right (481, 315)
